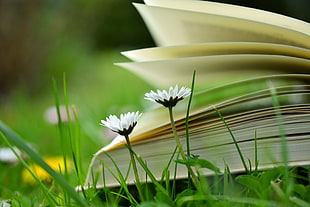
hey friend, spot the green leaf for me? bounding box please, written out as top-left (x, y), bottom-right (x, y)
top-left (138, 201), bottom-right (171, 207)
top-left (293, 184), bottom-right (307, 198)
top-left (175, 189), bottom-right (196, 200)
top-left (258, 169), bottom-right (280, 188)
top-left (290, 196), bottom-right (310, 207)
top-left (236, 175), bottom-right (262, 192)
top-left (155, 192), bottom-right (174, 207)
top-left (175, 158), bottom-right (220, 174)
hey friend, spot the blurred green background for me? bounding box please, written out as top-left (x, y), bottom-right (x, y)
top-left (0, 0), bottom-right (156, 160)
top-left (0, 0), bottom-right (309, 189)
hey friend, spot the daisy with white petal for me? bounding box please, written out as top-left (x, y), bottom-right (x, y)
top-left (144, 85), bottom-right (191, 107)
top-left (100, 111), bottom-right (144, 200)
top-left (0, 147), bottom-right (21, 164)
top-left (144, 86), bottom-right (192, 154)
top-left (0, 200), bottom-right (11, 207)
top-left (144, 85), bottom-right (200, 187)
top-left (101, 111), bottom-right (140, 136)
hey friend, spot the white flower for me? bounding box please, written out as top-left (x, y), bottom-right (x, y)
top-left (144, 85), bottom-right (191, 107)
top-left (0, 147), bottom-right (21, 164)
top-left (0, 200), bottom-right (11, 207)
top-left (100, 111), bottom-right (141, 136)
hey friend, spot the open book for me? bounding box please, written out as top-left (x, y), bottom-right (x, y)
top-left (84, 0), bottom-right (310, 188)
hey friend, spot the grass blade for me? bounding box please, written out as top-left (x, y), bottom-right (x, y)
top-left (0, 121), bottom-right (88, 207)
top-left (130, 149), bottom-right (169, 196)
top-left (0, 131), bottom-right (59, 206)
top-left (214, 107), bottom-right (249, 173)
top-left (185, 70), bottom-right (196, 188)
top-left (101, 153), bottom-right (138, 205)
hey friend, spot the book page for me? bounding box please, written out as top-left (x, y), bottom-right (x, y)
top-left (97, 74), bottom-right (310, 151)
top-left (134, 3), bottom-right (310, 48)
top-left (116, 54), bottom-right (310, 88)
top-left (144, 0), bottom-right (310, 36)
top-left (122, 42), bottom-right (310, 62)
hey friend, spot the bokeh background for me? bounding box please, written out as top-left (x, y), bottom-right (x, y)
top-left (0, 0), bottom-right (310, 189)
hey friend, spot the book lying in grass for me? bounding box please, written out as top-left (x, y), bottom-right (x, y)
top-left (84, 0), bottom-right (310, 188)
top-left (85, 74), bottom-right (310, 188)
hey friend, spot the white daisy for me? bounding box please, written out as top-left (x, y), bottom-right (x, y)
top-left (144, 85), bottom-right (191, 107)
top-left (0, 147), bottom-right (21, 164)
top-left (0, 200), bottom-right (11, 207)
top-left (100, 111), bottom-right (141, 136)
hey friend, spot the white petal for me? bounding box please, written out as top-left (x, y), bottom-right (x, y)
top-left (177, 87), bottom-right (191, 98)
top-left (0, 147), bottom-right (21, 163)
top-left (171, 85), bottom-right (179, 98)
top-left (100, 112), bottom-right (141, 135)
top-left (144, 85), bottom-right (191, 106)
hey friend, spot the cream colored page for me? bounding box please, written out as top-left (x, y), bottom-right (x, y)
top-left (134, 4), bottom-right (310, 48)
top-left (116, 54), bottom-right (310, 87)
top-left (144, 0), bottom-right (310, 35)
top-left (99, 74), bottom-right (310, 153)
top-left (87, 107), bottom-right (310, 187)
top-left (88, 137), bottom-right (310, 187)
top-left (122, 42), bottom-right (310, 62)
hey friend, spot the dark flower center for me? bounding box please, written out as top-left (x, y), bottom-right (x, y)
top-left (156, 96), bottom-right (183, 107)
top-left (114, 122), bottom-right (137, 136)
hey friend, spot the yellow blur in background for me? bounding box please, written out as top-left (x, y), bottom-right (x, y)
top-left (22, 156), bottom-right (73, 185)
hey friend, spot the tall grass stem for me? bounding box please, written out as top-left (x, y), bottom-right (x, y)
top-left (185, 70), bottom-right (196, 188)
top-left (124, 134), bottom-right (145, 202)
top-left (168, 106), bottom-right (200, 189)
top-left (214, 107), bottom-right (249, 174)
top-left (0, 121), bottom-right (88, 207)
top-left (0, 131), bottom-right (59, 206)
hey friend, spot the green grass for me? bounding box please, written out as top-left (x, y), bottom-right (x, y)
top-left (0, 50), bottom-right (310, 206)
top-left (2, 122), bottom-right (308, 207)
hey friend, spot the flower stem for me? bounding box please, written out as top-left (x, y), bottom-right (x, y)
top-left (168, 106), bottom-right (200, 189)
top-left (124, 134), bottom-right (145, 201)
top-left (168, 106), bottom-right (187, 160)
